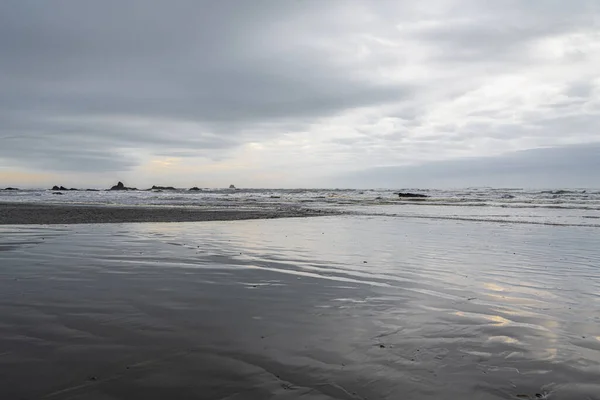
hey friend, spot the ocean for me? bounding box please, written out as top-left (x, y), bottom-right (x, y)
top-left (1, 187), bottom-right (600, 227)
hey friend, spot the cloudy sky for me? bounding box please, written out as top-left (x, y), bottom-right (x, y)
top-left (1, 0), bottom-right (599, 188)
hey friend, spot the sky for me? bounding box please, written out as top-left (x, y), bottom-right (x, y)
top-left (1, 0), bottom-right (599, 189)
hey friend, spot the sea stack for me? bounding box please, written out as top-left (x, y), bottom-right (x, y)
top-left (229, 184), bottom-right (236, 189)
top-left (109, 181), bottom-right (136, 191)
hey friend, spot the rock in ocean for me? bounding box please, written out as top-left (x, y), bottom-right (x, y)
top-left (395, 192), bottom-right (429, 198)
top-left (109, 181), bottom-right (136, 191)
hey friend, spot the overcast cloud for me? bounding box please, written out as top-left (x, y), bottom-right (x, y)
top-left (1, 0), bottom-right (599, 188)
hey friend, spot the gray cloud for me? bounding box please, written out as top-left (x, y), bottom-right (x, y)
top-left (1, 0), bottom-right (599, 186)
top-left (0, 0), bottom-right (413, 173)
top-left (335, 144), bottom-right (600, 188)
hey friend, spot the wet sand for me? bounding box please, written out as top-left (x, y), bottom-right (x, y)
top-left (0, 202), bottom-right (326, 225)
top-left (1, 217), bottom-right (599, 399)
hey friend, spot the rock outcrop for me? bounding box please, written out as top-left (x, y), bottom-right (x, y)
top-left (109, 181), bottom-right (136, 191)
top-left (51, 185), bottom-right (78, 191)
top-left (229, 184), bottom-right (236, 189)
top-left (150, 185), bottom-right (176, 190)
top-left (189, 187), bottom-right (201, 191)
top-left (396, 192), bottom-right (429, 199)
top-left (3, 187), bottom-right (19, 190)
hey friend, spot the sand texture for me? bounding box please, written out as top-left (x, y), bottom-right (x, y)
top-left (0, 202), bottom-right (327, 225)
top-left (1, 217), bottom-right (599, 399)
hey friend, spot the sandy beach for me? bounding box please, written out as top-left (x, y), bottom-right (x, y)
top-left (0, 202), bottom-right (327, 225)
top-left (1, 216), bottom-right (599, 399)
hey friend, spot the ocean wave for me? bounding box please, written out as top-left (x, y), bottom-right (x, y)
top-left (351, 211), bottom-right (600, 228)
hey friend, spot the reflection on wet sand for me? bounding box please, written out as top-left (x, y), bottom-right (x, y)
top-left (1, 216), bottom-right (599, 399)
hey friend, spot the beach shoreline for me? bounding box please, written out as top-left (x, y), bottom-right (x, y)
top-left (0, 202), bottom-right (330, 225)
top-left (1, 216), bottom-right (599, 399)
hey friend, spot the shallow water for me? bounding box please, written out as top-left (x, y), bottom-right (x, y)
top-left (1, 216), bottom-right (599, 399)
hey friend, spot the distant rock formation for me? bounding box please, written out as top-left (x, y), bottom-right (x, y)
top-left (229, 184), bottom-right (236, 189)
top-left (189, 187), bottom-right (201, 191)
top-left (3, 187), bottom-right (19, 190)
top-left (52, 192), bottom-right (64, 195)
top-left (109, 181), bottom-right (136, 191)
top-left (50, 185), bottom-right (78, 191)
top-left (396, 192), bottom-right (429, 199)
top-left (151, 185), bottom-right (176, 190)
top-left (85, 189), bottom-right (100, 192)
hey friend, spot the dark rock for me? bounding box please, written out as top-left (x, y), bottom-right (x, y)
top-left (229, 184), bottom-right (236, 189)
top-left (3, 187), bottom-right (19, 190)
top-left (51, 185), bottom-right (70, 191)
top-left (189, 187), bottom-right (201, 191)
top-left (109, 181), bottom-right (136, 191)
top-left (86, 189), bottom-right (100, 192)
top-left (52, 186), bottom-right (60, 190)
top-left (151, 185), bottom-right (176, 190)
top-left (52, 192), bottom-right (64, 195)
top-left (395, 192), bottom-right (429, 198)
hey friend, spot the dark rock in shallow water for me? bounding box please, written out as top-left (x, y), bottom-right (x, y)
top-left (51, 185), bottom-right (70, 191)
top-left (189, 187), bottom-right (201, 191)
top-left (3, 187), bottom-right (19, 190)
top-left (151, 185), bottom-right (176, 190)
top-left (85, 189), bottom-right (100, 192)
top-left (229, 184), bottom-right (236, 189)
top-left (52, 192), bottom-right (64, 195)
top-left (396, 192), bottom-right (429, 198)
